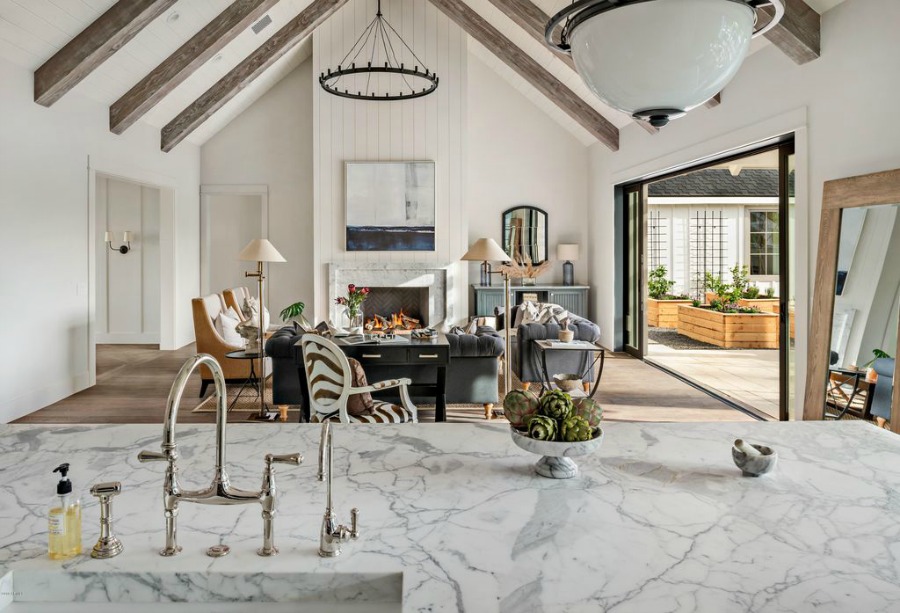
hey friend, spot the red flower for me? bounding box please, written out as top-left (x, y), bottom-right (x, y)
top-left (348, 284), bottom-right (356, 293)
top-left (361, 287), bottom-right (370, 295)
top-left (335, 297), bottom-right (347, 305)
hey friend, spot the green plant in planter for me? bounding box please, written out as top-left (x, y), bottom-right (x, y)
top-left (649, 265), bottom-right (689, 300)
top-left (765, 286), bottom-right (776, 298)
top-left (743, 285), bottom-right (761, 299)
top-left (705, 265), bottom-right (753, 310)
top-left (862, 349), bottom-right (894, 368)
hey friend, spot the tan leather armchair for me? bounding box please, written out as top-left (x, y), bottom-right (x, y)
top-left (222, 287), bottom-right (252, 321)
top-left (192, 294), bottom-right (270, 397)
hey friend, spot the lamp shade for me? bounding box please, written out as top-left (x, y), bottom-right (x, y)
top-left (557, 244), bottom-right (579, 261)
top-left (461, 238), bottom-right (512, 262)
top-left (548, 0), bottom-right (783, 128)
top-left (238, 239), bottom-right (286, 263)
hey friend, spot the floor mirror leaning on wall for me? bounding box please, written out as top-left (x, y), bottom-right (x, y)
top-left (805, 169), bottom-right (900, 432)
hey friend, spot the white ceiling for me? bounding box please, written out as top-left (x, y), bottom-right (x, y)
top-left (0, 0), bottom-right (844, 148)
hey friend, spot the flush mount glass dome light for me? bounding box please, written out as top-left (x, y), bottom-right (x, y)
top-left (546, 0), bottom-right (784, 127)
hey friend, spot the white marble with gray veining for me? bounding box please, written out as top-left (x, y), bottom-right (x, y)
top-left (1, 421), bottom-right (899, 612)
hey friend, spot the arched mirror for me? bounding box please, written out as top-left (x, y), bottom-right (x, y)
top-left (502, 206), bottom-right (548, 264)
top-left (805, 168), bottom-right (900, 432)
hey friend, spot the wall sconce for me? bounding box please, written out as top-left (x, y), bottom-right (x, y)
top-left (105, 231), bottom-right (132, 254)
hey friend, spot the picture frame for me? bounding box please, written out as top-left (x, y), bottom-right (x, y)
top-left (345, 161), bottom-right (436, 251)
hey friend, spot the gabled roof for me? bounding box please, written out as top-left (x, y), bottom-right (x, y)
top-left (649, 169), bottom-right (779, 198)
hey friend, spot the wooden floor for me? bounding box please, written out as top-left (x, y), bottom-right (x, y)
top-left (14, 344), bottom-right (753, 424)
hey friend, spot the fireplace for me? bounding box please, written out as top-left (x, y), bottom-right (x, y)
top-left (329, 264), bottom-right (449, 329)
top-left (363, 287), bottom-right (428, 330)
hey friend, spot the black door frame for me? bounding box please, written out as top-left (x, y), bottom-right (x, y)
top-left (620, 138), bottom-right (795, 420)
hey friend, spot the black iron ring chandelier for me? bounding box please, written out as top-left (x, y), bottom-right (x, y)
top-left (320, 0), bottom-right (438, 101)
top-left (544, 0), bottom-right (785, 127)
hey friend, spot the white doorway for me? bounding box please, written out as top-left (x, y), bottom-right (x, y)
top-left (95, 174), bottom-right (161, 344)
top-left (200, 185), bottom-right (269, 303)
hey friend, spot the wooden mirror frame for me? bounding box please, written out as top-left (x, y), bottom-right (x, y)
top-left (804, 168), bottom-right (900, 432)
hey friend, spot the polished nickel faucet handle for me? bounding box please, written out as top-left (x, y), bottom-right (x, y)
top-left (350, 508), bottom-right (360, 539)
top-left (266, 452), bottom-right (302, 466)
top-left (137, 450), bottom-right (169, 462)
top-left (257, 451), bottom-right (303, 557)
top-left (90, 481), bottom-right (124, 559)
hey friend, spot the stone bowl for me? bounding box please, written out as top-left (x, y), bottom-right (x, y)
top-left (510, 426), bottom-right (604, 479)
top-left (731, 440), bottom-right (777, 477)
top-left (552, 373), bottom-right (581, 392)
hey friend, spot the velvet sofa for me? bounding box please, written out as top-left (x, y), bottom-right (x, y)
top-left (496, 305), bottom-right (601, 390)
top-left (265, 325), bottom-right (505, 422)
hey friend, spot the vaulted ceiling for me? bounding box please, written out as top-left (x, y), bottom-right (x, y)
top-left (0, 0), bottom-right (839, 150)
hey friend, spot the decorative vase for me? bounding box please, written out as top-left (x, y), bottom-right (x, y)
top-left (521, 276), bottom-right (536, 287)
top-left (345, 308), bottom-right (364, 334)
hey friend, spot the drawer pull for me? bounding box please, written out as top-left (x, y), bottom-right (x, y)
top-left (361, 354), bottom-right (382, 359)
top-left (418, 354), bottom-right (439, 359)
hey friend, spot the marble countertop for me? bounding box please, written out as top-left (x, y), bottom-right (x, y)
top-left (1, 420), bottom-right (899, 612)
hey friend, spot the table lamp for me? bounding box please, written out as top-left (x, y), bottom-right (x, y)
top-left (462, 238), bottom-right (514, 398)
top-left (557, 244), bottom-right (579, 286)
top-left (238, 238), bottom-right (286, 420)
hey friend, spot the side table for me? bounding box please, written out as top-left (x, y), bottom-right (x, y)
top-left (533, 339), bottom-right (606, 397)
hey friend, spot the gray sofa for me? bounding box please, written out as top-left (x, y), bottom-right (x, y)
top-left (265, 325), bottom-right (505, 421)
top-left (497, 305), bottom-right (601, 389)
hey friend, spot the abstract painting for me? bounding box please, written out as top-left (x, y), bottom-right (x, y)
top-left (345, 161), bottom-right (435, 251)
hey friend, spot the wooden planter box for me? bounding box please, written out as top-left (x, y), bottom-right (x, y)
top-left (647, 298), bottom-right (693, 328)
top-left (738, 298), bottom-right (779, 313)
top-left (677, 305), bottom-right (779, 349)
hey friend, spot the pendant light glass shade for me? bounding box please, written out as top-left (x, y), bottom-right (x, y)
top-left (547, 0), bottom-right (784, 127)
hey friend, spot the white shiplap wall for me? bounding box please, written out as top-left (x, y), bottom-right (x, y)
top-left (312, 0), bottom-right (467, 322)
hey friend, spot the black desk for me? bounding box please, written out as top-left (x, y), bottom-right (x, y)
top-left (294, 335), bottom-right (451, 422)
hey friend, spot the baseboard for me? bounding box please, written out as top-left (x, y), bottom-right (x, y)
top-left (0, 371), bottom-right (91, 423)
top-left (96, 333), bottom-right (160, 344)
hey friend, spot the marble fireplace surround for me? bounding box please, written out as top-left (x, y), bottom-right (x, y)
top-left (329, 263), bottom-right (449, 328)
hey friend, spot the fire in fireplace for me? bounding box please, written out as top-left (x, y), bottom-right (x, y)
top-left (362, 287), bottom-right (428, 332)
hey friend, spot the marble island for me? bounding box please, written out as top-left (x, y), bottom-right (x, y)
top-left (1, 421), bottom-right (899, 612)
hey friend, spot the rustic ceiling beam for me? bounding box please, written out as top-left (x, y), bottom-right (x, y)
top-left (483, 0), bottom-right (654, 135)
top-left (34, 0), bottom-right (177, 107)
top-left (110, 0), bottom-right (280, 135)
top-left (161, 0), bottom-right (348, 152)
top-left (429, 0), bottom-right (618, 150)
top-left (763, 0), bottom-right (820, 65)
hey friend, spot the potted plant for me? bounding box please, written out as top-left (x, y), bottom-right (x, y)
top-left (335, 284), bottom-right (370, 334)
top-left (279, 300), bottom-right (313, 331)
top-left (647, 265), bottom-right (692, 328)
top-left (739, 281), bottom-right (780, 313)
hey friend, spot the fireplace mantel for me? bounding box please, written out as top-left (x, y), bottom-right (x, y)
top-left (329, 263), bottom-right (451, 328)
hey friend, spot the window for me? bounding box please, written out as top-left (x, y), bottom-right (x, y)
top-left (749, 210), bottom-right (779, 277)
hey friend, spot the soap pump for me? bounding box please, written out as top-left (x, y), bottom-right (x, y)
top-left (49, 462), bottom-right (82, 559)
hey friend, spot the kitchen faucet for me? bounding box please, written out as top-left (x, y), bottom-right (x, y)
top-left (318, 420), bottom-right (359, 557)
top-left (138, 354), bottom-right (302, 557)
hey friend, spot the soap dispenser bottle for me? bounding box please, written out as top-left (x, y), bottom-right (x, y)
top-left (49, 463), bottom-right (82, 559)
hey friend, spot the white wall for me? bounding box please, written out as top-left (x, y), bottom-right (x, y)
top-left (312, 0), bottom-right (467, 323)
top-left (466, 51), bottom-right (590, 288)
top-left (587, 0), bottom-right (900, 405)
top-left (95, 176), bottom-right (161, 344)
top-left (200, 193), bottom-right (264, 298)
top-left (201, 60), bottom-right (315, 322)
top-left (0, 56), bottom-right (200, 423)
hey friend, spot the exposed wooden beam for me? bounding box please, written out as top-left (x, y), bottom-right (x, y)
top-left (34, 0), bottom-right (177, 107)
top-left (484, 0), bottom-right (654, 135)
top-left (110, 0), bottom-right (279, 135)
top-left (429, 0), bottom-right (618, 150)
top-left (764, 0), bottom-right (820, 65)
top-left (161, 0), bottom-right (348, 152)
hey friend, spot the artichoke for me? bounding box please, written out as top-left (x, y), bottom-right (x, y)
top-left (571, 398), bottom-right (603, 428)
top-left (539, 390), bottom-right (574, 420)
top-left (527, 415), bottom-right (558, 441)
top-left (503, 390), bottom-right (540, 429)
top-left (560, 415), bottom-right (594, 442)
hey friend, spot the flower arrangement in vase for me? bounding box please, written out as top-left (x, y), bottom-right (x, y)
top-left (335, 284), bottom-right (370, 333)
